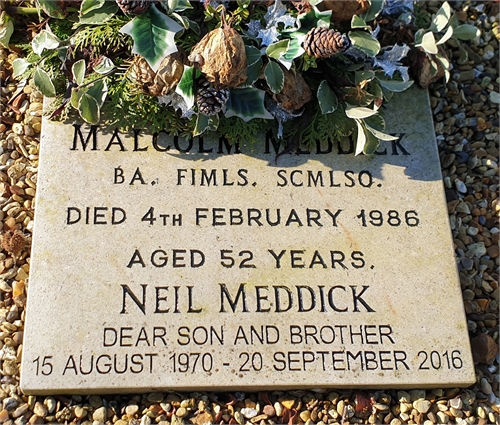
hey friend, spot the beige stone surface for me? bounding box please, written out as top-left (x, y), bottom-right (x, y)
top-left (21, 87), bottom-right (474, 394)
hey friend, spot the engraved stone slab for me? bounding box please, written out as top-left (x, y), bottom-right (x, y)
top-left (21, 87), bottom-right (474, 394)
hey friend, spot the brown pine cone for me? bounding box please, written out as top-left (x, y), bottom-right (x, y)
top-left (197, 79), bottom-right (230, 116)
top-left (116, 0), bottom-right (150, 15)
top-left (303, 27), bottom-right (351, 59)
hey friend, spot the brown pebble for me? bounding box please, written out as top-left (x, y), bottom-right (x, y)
top-left (471, 333), bottom-right (499, 364)
top-left (263, 405), bottom-right (275, 417)
top-left (486, 245), bottom-right (499, 258)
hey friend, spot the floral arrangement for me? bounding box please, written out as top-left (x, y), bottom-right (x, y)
top-left (1, 0), bottom-right (480, 154)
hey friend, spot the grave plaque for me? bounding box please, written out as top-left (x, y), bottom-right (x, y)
top-left (21, 87), bottom-right (474, 394)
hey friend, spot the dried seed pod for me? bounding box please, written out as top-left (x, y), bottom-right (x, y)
top-left (275, 67), bottom-right (312, 111)
top-left (131, 56), bottom-right (156, 93)
top-left (303, 27), bottom-right (351, 58)
top-left (2, 230), bottom-right (26, 256)
top-left (320, 0), bottom-right (369, 22)
top-left (188, 25), bottom-right (247, 88)
top-left (150, 51), bottom-right (185, 96)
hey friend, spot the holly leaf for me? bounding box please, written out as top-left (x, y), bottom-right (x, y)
top-left (79, 0), bottom-right (117, 24)
top-left (348, 31), bottom-right (380, 57)
top-left (78, 93), bottom-right (100, 124)
top-left (120, 4), bottom-right (182, 71)
top-left (317, 80), bottom-right (338, 114)
top-left (225, 88), bottom-right (273, 122)
top-left (264, 61), bottom-right (284, 94)
top-left (33, 68), bottom-right (56, 97)
top-left (175, 65), bottom-right (196, 110)
top-left (37, 0), bottom-right (67, 19)
top-left (32, 29), bottom-right (60, 56)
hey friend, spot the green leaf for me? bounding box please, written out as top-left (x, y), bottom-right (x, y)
top-left (72, 59), bottom-right (86, 85)
top-left (266, 39), bottom-right (290, 60)
top-left (364, 123), bottom-right (398, 141)
top-left (245, 45), bottom-right (262, 67)
top-left (297, 6), bottom-right (331, 32)
top-left (0, 12), bottom-right (14, 49)
top-left (78, 93), bottom-right (100, 124)
top-left (225, 88), bottom-right (273, 122)
top-left (348, 31), bottom-right (380, 57)
top-left (354, 120), bottom-right (366, 156)
top-left (175, 65), bottom-right (195, 109)
top-left (239, 58), bottom-right (263, 88)
top-left (430, 1), bottom-right (452, 32)
top-left (364, 113), bottom-right (385, 131)
top-left (37, 0), bottom-right (67, 18)
top-left (33, 68), bottom-right (56, 97)
top-left (435, 55), bottom-right (450, 82)
top-left (355, 70), bottom-right (375, 85)
top-left (120, 4), bottom-right (182, 72)
top-left (360, 0), bottom-right (384, 22)
top-left (417, 31), bottom-right (438, 54)
top-left (363, 125), bottom-right (380, 154)
top-left (80, 0), bottom-right (105, 16)
top-left (32, 29), bottom-right (60, 56)
top-left (194, 114), bottom-right (209, 136)
top-left (12, 58), bottom-right (31, 78)
top-left (86, 79), bottom-right (108, 107)
top-left (80, 0), bottom-right (117, 24)
top-left (377, 79), bottom-right (414, 92)
top-left (264, 61), bottom-right (284, 94)
top-left (453, 24), bottom-right (480, 41)
top-left (351, 15), bottom-right (370, 30)
top-left (163, 0), bottom-right (193, 13)
top-left (94, 56), bottom-right (115, 74)
top-left (414, 28), bottom-right (425, 45)
top-left (436, 25), bottom-right (453, 45)
top-left (281, 32), bottom-right (306, 68)
top-left (317, 80), bottom-right (338, 114)
top-left (345, 105), bottom-right (377, 119)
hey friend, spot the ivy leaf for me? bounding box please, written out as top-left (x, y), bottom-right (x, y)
top-left (264, 61), bottom-right (284, 94)
top-left (225, 88), bottom-right (273, 122)
top-left (80, 0), bottom-right (117, 24)
top-left (12, 58), bottom-right (31, 78)
top-left (360, 0), bottom-right (384, 22)
top-left (36, 0), bottom-right (66, 18)
top-left (33, 68), bottom-right (56, 97)
top-left (345, 105), bottom-right (377, 119)
top-left (78, 93), bottom-right (100, 124)
top-left (175, 65), bottom-right (196, 110)
top-left (430, 1), bottom-right (452, 33)
top-left (163, 0), bottom-right (193, 13)
top-left (348, 31), bottom-right (380, 57)
top-left (297, 5), bottom-right (331, 32)
top-left (245, 45), bottom-right (262, 67)
top-left (72, 59), bottom-right (86, 85)
top-left (377, 79), bottom-right (414, 92)
top-left (32, 29), bottom-right (60, 56)
top-left (416, 31), bottom-right (438, 54)
top-left (453, 24), bottom-right (480, 41)
top-left (194, 114), bottom-right (218, 136)
top-left (281, 32), bottom-right (305, 69)
top-left (120, 4), bottom-right (182, 72)
top-left (317, 80), bottom-right (338, 114)
top-left (94, 56), bottom-right (115, 74)
top-left (266, 39), bottom-right (289, 60)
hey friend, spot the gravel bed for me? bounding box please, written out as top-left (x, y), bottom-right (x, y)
top-left (0, 1), bottom-right (498, 425)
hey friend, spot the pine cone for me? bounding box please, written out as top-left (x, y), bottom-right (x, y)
top-left (196, 79), bottom-right (229, 116)
top-left (131, 56), bottom-right (156, 94)
top-left (303, 27), bottom-right (351, 59)
top-left (116, 0), bottom-right (150, 15)
top-left (2, 230), bottom-right (26, 256)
